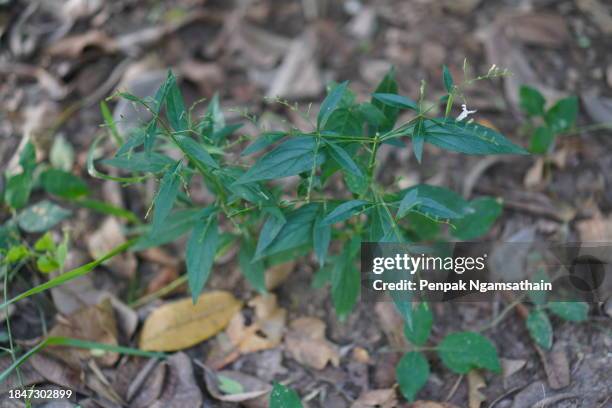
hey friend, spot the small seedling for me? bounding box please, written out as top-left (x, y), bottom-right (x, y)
top-left (519, 85), bottom-right (578, 154)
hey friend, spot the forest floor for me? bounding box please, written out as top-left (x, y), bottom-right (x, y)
top-left (1, 0), bottom-right (612, 407)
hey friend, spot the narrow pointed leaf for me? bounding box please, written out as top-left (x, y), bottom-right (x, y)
top-left (152, 162), bottom-right (182, 232)
top-left (321, 200), bottom-right (369, 225)
top-left (318, 81), bottom-right (349, 129)
top-left (323, 140), bottom-right (363, 177)
top-left (372, 93), bottom-right (418, 111)
top-left (186, 215), bottom-right (219, 302)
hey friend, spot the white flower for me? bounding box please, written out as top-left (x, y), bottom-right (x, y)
top-left (456, 104), bottom-right (477, 121)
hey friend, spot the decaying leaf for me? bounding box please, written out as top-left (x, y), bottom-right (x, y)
top-left (86, 217), bottom-right (137, 278)
top-left (500, 358), bottom-right (526, 379)
top-left (139, 291), bottom-right (241, 351)
top-left (265, 261), bottom-right (295, 290)
top-left (468, 370), bottom-right (487, 408)
top-left (351, 388), bottom-right (398, 408)
top-left (47, 30), bottom-right (118, 57)
top-left (0, 357), bottom-right (44, 393)
top-left (29, 351), bottom-right (89, 395)
top-left (47, 298), bottom-right (119, 367)
top-left (150, 353), bottom-right (203, 408)
top-left (113, 358), bottom-right (166, 408)
top-left (408, 402), bottom-right (461, 408)
top-left (204, 368), bottom-right (271, 405)
top-left (536, 342), bottom-right (570, 390)
top-left (285, 316), bottom-right (340, 370)
top-left (226, 294), bottom-right (286, 354)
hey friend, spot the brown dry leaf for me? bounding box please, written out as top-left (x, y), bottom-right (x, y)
top-left (29, 352), bottom-right (89, 395)
top-left (204, 368), bottom-right (271, 405)
top-left (87, 217), bottom-right (137, 278)
top-left (47, 30), bottom-right (117, 57)
top-left (501, 358), bottom-right (526, 379)
top-left (266, 29), bottom-right (323, 99)
top-left (150, 353), bottom-right (203, 408)
top-left (524, 157), bottom-right (545, 188)
top-left (226, 294), bottom-right (286, 354)
top-left (285, 316), bottom-right (340, 370)
top-left (478, 12), bottom-right (566, 112)
top-left (47, 298), bottom-right (119, 367)
top-left (536, 342), bottom-right (570, 390)
top-left (139, 291), bottom-right (241, 351)
top-left (114, 359), bottom-right (166, 408)
top-left (265, 261), bottom-right (295, 290)
top-left (374, 302), bottom-right (407, 349)
top-left (0, 357), bottom-right (44, 393)
top-left (576, 0), bottom-right (612, 34)
top-left (351, 388), bottom-right (398, 408)
top-left (468, 370), bottom-right (487, 408)
top-left (409, 402), bottom-right (461, 408)
top-left (179, 59), bottom-right (225, 96)
top-left (146, 265), bottom-right (180, 294)
top-left (577, 212), bottom-right (612, 242)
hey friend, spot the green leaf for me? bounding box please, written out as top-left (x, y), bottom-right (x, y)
top-left (241, 132), bottom-right (286, 156)
top-left (527, 310), bottom-right (553, 349)
top-left (186, 214), bottom-right (219, 302)
top-left (397, 185), bottom-right (472, 219)
top-left (396, 351), bottom-right (429, 402)
top-left (321, 200), bottom-right (369, 225)
top-left (371, 68), bottom-right (399, 133)
top-left (18, 201), bottom-right (71, 233)
top-left (519, 85), bottom-right (546, 117)
top-left (37, 255), bottom-right (60, 273)
top-left (166, 71), bottom-right (188, 132)
top-left (100, 101), bottom-right (122, 145)
top-left (372, 93), bottom-right (418, 111)
top-left (423, 119), bottom-right (528, 155)
top-left (103, 152), bottom-right (175, 173)
top-left (318, 81), bottom-right (349, 130)
top-left (255, 214), bottom-right (287, 260)
top-left (1, 240), bottom-right (134, 310)
top-left (34, 232), bottom-right (56, 252)
top-left (269, 382), bottom-right (303, 408)
top-left (545, 96), bottom-right (578, 133)
top-left (40, 169), bottom-right (89, 199)
top-left (323, 140), bottom-right (363, 177)
top-left (404, 303), bottom-right (433, 346)
top-left (442, 65), bottom-right (454, 93)
top-left (332, 237), bottom-right (360, 319)
top-left (324, 108), bottom-right (364, 136)
top-left (174, 135), bottom-right (219, 169)
top-left (152, 162), bottom-right (183, 233)
top-left (19, 142), bottom-right (37, 173)
top-left (451, 197), bottom-right (502, 240)
top-left (50, 135), bottom-right (76, 171)
top-left (218, 375), bottom-right (244, 395)
top-left (235, 137), bottom-right (324, 184)
top-left (529, 268), bottom-right (550, 306)
top-left (6, 245), bottom-right (29, 263)
top-left (238, 238), bottom-right (266, 293)
top-left (313, 213), bottom-right (331, 267)
top-left (4, 173), bottom-right (33, 209)
top-left (412, 118), bottom-right (425, 163)
top-left (547, 302), bottom-right (589, 322)
top-left (397, 189), bottom-right (419, 218)
top-left (256, 204), bottom-right (319, 259)
top-left (134, 209), bottom-right (204, 250)
top-left (529, 126), bottom-right (555, 154)
top-left (437, 332), bottom-right (501, 374)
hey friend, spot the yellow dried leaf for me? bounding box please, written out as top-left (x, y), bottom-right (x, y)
top-left (139, 291), bottom-right (242, 351)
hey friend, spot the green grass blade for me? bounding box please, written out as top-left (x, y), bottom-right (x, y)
top-left (74, 198), bottom-right (141, 224)
top-left (0, 239), bottom-right (136, 310)
top-left (0, 336), bottom-right (164, 384)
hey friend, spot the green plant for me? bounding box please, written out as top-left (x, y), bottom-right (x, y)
top-left (88, 65), bottom-right (528, 401)
top-left (519, 85), bottom-right (578, 154)
top-left (524, 269), bottom-right (589, 350)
